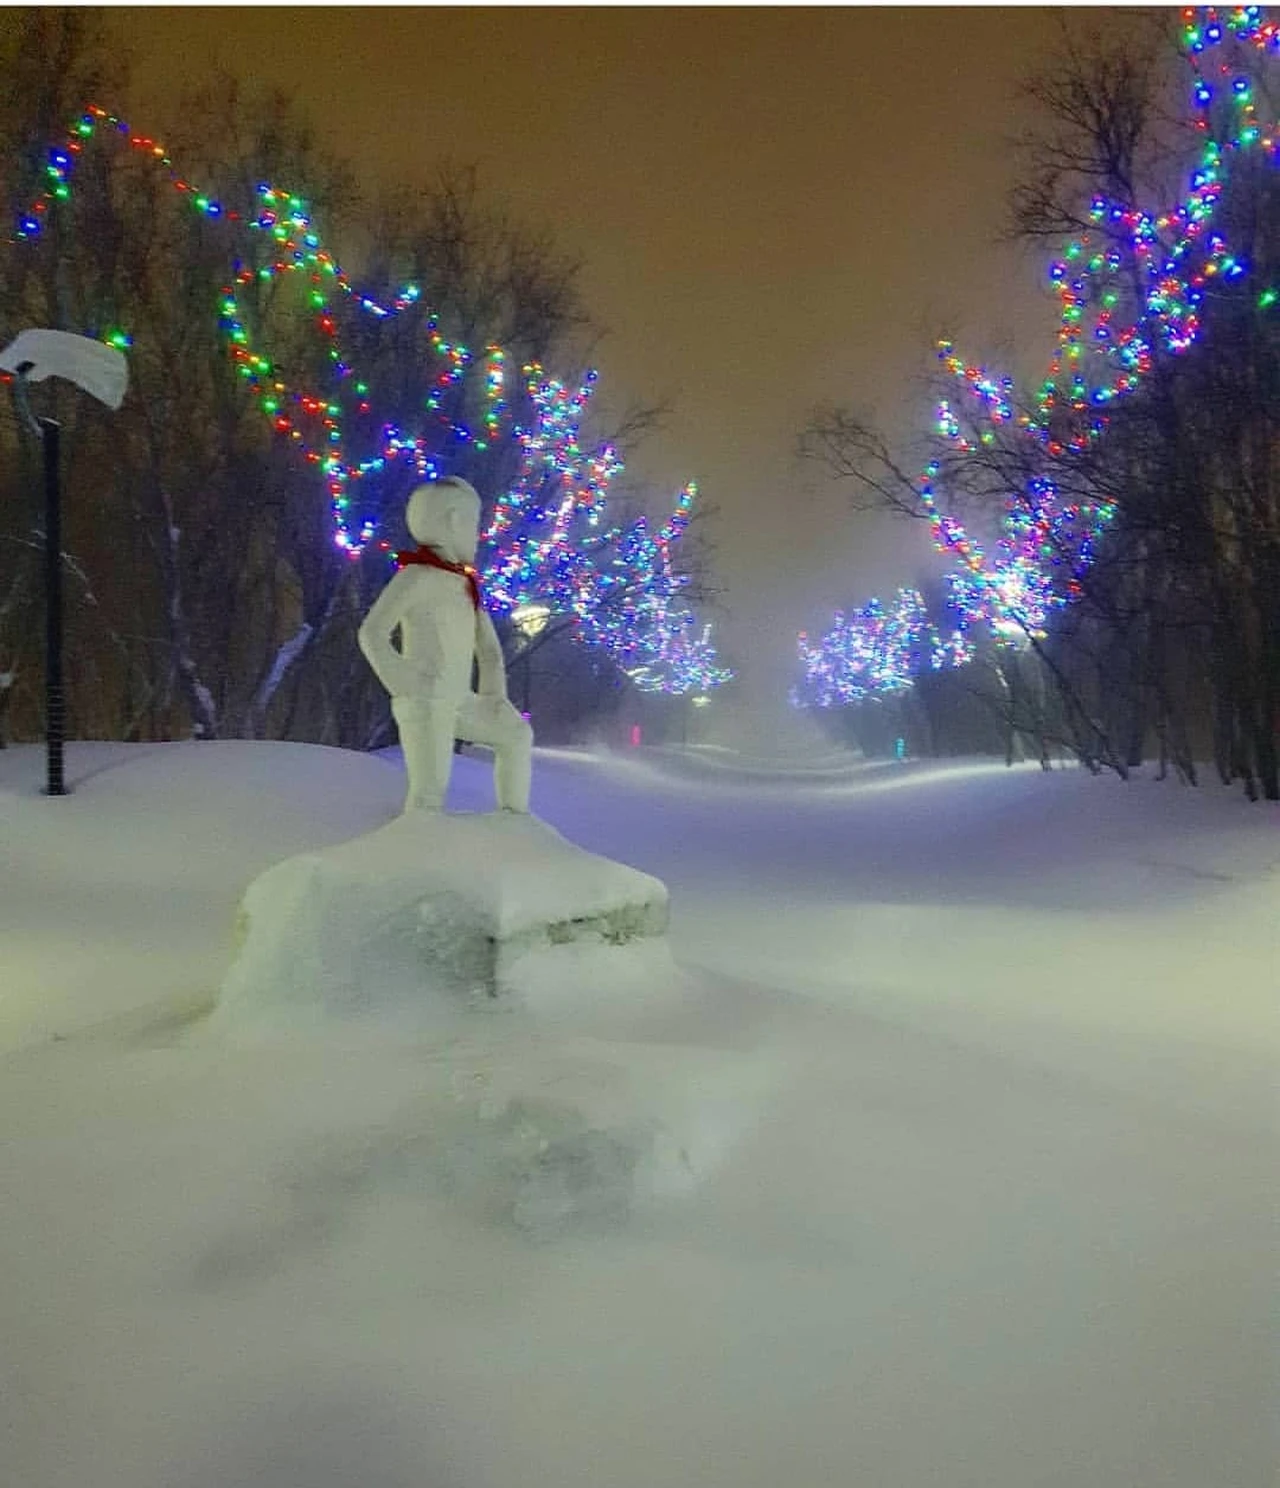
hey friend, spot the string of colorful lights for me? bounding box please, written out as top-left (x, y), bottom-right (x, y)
top-left (798, 6), bottom-right (1278, 708)
top-left (622, 618), bottom-right (733, 697)
top-left (797, 589), bottom-right (971, 708)
top-left (11, 106), bottom-right (483, 555)
top-left (477, 369), bottom-right (728, 694)
top-left (7, 100), bottom-right (729, 696)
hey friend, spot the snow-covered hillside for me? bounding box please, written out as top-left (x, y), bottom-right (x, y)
top-left (2, 740), bottom-right (1275, 1488)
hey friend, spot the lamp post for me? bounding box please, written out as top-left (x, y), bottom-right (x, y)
top-left (510, 601), bottom-right (551, 716)
top-left (683, 691), bottom-right (710, 745)
top-left (36, 414), bottom-right (63, 793)
top-left (1, 330), bottom-right (128, 796)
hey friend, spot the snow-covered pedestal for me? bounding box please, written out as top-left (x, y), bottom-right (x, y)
top-left (218, 811), bottom-right (669, 1022)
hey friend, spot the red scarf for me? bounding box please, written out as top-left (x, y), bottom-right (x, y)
top-left (395, 545), bottom-right (482, 609)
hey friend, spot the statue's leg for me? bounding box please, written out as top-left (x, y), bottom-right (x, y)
top-left (392, 697), bottom-right (459, 812)
top-left (456, 698), bottom-right (533, 813)
top-left (493, 720), bottom-right (533, 813)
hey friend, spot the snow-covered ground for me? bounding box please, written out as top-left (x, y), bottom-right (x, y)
top-left (2, 739), bottom-right (1276, 1487)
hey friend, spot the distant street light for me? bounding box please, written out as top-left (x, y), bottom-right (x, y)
top-left (1, 330), bottom-right (129, 796)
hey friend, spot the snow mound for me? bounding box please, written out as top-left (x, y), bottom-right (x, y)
top-left (218, 810), bottom-right (669, 1025)
top-left (0, 740), bottom-right (405, 1051)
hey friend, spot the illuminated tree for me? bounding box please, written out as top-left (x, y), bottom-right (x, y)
top-left (477, 366), bottom-right (729, 697)
top-left (797, 6), bottom-right (1280, 794)
top-left (2, 76), bottom-right (728, 741)
top-left (795, 588), bottom-right (969, 709)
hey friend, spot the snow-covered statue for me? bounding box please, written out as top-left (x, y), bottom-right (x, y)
top-left (359, 477), bottom-right (532, 814)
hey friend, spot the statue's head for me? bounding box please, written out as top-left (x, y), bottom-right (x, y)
top-left (405, 477), bottom-right (481, 563)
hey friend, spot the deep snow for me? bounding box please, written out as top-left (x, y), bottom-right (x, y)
top-left (1, 739), bottom-right (1276, 1488)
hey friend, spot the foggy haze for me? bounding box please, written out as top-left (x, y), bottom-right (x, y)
top-left (118, 6), bottom-right (1072, 724)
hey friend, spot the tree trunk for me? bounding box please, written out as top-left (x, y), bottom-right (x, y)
top-left (158, 496), bottom-right (218, 740)
top-left (248, 621), bottom-right (314, 739)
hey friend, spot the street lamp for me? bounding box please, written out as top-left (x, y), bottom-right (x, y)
top-left (0, 330), bottom-right (129, 796)
top-left (511, 601), bottom-right (550, 640)
top-left (510, 601), bottom-right (551, 714)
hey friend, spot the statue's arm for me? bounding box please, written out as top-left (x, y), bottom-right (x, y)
top-left (474, 608), bottom-right (509, 700)
top-left (358, 574), bottom-right (427, 697)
